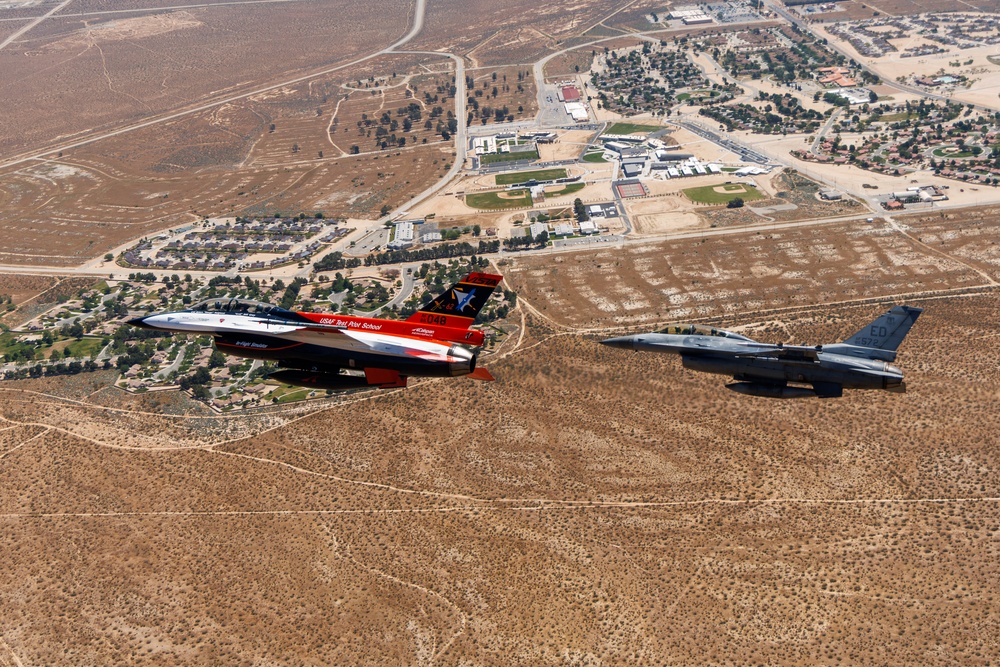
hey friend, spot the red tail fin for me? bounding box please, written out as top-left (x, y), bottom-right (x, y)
top-left (406, 272), bottom-right (502, 329)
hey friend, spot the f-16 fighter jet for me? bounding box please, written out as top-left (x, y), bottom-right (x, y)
top-left (601, 305), bottom-right (923, 398)
top-left (129, 273), bottom-right (502, 391)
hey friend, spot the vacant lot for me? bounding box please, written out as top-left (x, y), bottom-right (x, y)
top-left (0, 51), bottom-right (461, 264)
top-left (412, 0), bottom-right (621, 65)
top-left (0, 1), bottom-right (412, 160)
top-left (503, 218), bottom-right (997, 329)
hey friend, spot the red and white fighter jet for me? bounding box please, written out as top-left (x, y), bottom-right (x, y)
top-left (129, 273), bottom-right (503, 390)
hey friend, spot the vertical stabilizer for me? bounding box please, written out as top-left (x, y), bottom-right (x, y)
top-left (843, 305), bottom-right (923, 352)
top-left (407, 273), bottom-right (502, 329)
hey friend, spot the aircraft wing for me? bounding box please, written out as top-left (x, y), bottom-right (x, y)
top-left (734, 344), bottom-right (822, 360)
top-left (339, 328), bottom-right (458, 362)
top-left (340, 328), bottom-right (418, 356)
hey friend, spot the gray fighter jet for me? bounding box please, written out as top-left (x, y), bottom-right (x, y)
top-left (601, 305), bottom-right (923, 398)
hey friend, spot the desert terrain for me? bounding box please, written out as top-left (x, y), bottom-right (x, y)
top-left (3, 210), bottom-right (1000, 664)
top-left (3, 0), bottom-right (1000, 663)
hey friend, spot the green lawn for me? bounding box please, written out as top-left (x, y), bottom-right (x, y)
top-left (276, 388), bottom-right (311, 403)
top-left (466, 189), bottom-right (533, 210)
top-left (267, 384), bottom-right (313, 403)
top-left (582, 151), bottom-right (607, 163)
top-left (495, 168), bottom-right (567, 185)
top-left (480, 149), bottom-right (539, 164)
top-left (65, 337), bottom-right (104, 358)
top-left (683, 183), bottom-right (764, 204)
top-left (932, 146), bottom-right (974, 158)
top-left (606, 122), bottom-right (659, 135)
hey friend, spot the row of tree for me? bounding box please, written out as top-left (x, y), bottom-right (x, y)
top-left (364, 240), bottom-right (500, 266)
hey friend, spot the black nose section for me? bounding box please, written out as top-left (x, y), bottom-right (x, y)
top-left (127, 316), bottom-right (152, 329)
top-left (600, 336), bottom-right (634, 350)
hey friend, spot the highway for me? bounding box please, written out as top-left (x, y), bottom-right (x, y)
top-left (0, 0), bottom-right (74, 52)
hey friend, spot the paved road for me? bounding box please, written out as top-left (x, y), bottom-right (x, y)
top-left (0, 0), bottom-right (73, 52)
top-left (811, 108), bottom-right (842, 154)
top-left (374, 48), bottom-right (464, 222)
top-left (368, 266), bottom-right (417, 316)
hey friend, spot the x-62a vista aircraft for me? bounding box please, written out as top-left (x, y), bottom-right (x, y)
top-left (601, 305), bottom-right (923, 398)
top-left (129, 273), bottom-right (502, 390)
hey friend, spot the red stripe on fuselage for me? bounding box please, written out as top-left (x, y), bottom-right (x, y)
top-left (295, 312), bottom-right (484, 347)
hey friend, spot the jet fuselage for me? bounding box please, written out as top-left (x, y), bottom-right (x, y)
top-left (601, 306), bottom-right (922, 398)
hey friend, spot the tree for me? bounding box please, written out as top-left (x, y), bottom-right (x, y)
top-left (208, 349), bottom-right (227, 369)
top-left (727, 197), bottom-right (745, 209)
top-left (574, 198), bottom-right (589, 222)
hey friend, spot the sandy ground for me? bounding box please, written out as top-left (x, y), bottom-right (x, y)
top-left (622, 168), bottom-right (785, 235)
top-left (662, 126), bottom-right (752, 165)
top-left (537, 129), bottom-right (600, 161)
top-left (625, 196), bottom-right (705, 234)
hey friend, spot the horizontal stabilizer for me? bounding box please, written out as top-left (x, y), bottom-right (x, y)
top-left (467, 367), bottom-right (495, 382)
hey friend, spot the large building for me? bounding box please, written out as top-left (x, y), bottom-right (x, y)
top-left (388, 221), bottom-right (414, 249)
top-left (669, 6), bottom-right (712, 23)
top-left (564, 102), bottom-right (589, 122)
top-left (828, 87), bottom-right (873, 105)
top-left (818, 66), bottom-right (857, 88)
top-left (561, 85), bottom-right (581, 102)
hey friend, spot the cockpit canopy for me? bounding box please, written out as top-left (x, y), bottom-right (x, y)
top-left (188, 298), bottom-right (290, 318)
top-left (658, 323), bottom-right (751, 341)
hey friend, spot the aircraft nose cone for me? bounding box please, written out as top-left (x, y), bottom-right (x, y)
top-left (127, 316), bottom-right (153, 329)
top-left (600, 335), bottom-right (635, 350)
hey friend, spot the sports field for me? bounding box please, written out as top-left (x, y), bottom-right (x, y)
top-left (466, 189), bottom-right (533, 209)
top-left (683, 183), bottom-right (764, 204)
top-left (606, 122), bottom-right (660, 135)
top-left (495, 168), bottom-right (567, 185)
